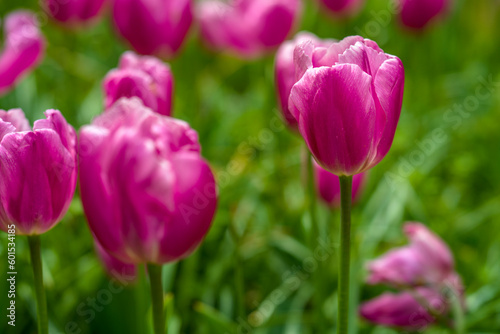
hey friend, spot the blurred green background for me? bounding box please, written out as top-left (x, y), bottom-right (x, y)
top-left (1, 0), bottom-right (500, 333)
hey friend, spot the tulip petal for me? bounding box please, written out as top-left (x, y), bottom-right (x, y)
top-left (290, 64), bottom-right (377, 175)
top-left (0, 108), bottom-right (31, 132)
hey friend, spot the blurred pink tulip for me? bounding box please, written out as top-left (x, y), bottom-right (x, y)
top-left (79, 98), bottom-right (217, 264)
top-left (360, 288), bottom-right (444, 330)
top-left (289, 36), bottom-right (404, 176)
top-left (317, 0), bottom-right (366, 17)
top-left (367, 222), bottom-right (454, 286)
top-left (112, 0), bottom-right (193, 57)
top-left (45, 0), bottom-right (107, 25)
top-left (0, 11), bottom-right (45, 95)
top-left (399, 0), bottom-right (450, 30)
top-left (274, 32), bottom-right (334, 130)
top-left (198, 0), bottom-right (302, 58)
top-left (0, 109), bottom-right (77, 235)
top-left (95, 241), bottom-right (137, 282)
top-left (103, 51), bottom-right (174, 116)
top-left (313, 160), bottom-right (367, 207)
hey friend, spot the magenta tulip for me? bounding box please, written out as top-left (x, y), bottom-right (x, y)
top-left (103, 51), bottom-right (174, 116)
top-left (95, 241), bottom-right (137, 282)
top-left (289, 36), bottom-right (404, 176)
top-left (112, 0), bottom-right (193, 57)
top-left (198, 0), bottom-right (302, 58)
top-left (45, 0), bottom-right (107, 25)
top-left (317, 0), bottom-right (366, 17)
top-left (0, 109), bottom-right (77, 235)
top-left (399, 0), bottom-right (450, 30)
top-left (275, 32), bottom-right (333, 130)
top-left (367, 222), bottom-right (455, 286)
top-left (313, 160), bottom-right (366, 207)
top-left (79, 98), bottom-right (217, 264)
top-left (0, 11), bottom-right (45, 96)
top-left (360, 288), bottom-right (444, 330)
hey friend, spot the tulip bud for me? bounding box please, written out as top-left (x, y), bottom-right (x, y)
top-left (317, 0), bottom-right (366, 17)
top-left (79, 98), bottom-right (217, 264)
top-left (0, 109), bottom-right (77, 235)
top-left (360, 288), bottom-right (444, 330)
top-left (198, 0), bottom-right (302, 58)
top-left (399, 0), bottom-right (450, 30)
top-left (45, 0), bottom-right (107, 25)
top-left (0, 11), bottom-right (45, 96)
top-left (367, 222), bottom-right (454, 287)
top-left (313, 160), bottom-right (367, 207)
top-left (289, 36), bottom-right (404, 176)
top-left (274, 32), bottom-right (334, 130)
top-left (103, 51), bottom-right (174, 116)
top-left (95, 241), bottom-right (137, 282)
top-left (112, 0), bottom-right (193, 57)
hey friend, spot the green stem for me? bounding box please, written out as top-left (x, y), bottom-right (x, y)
top-left (228, 222), bottom-right (246, 319)
top-left (148, 264), bottom-right (166, 334)
top-left (28, 235), bottom-right (48, 334)
top-left (450, 287), bottom-right (465, 334)
top-left (338, 176), bottom-right (352, 334)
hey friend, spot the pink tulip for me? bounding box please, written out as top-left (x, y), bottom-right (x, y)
top-left (367, 222), bottom-right (454, 286)
top-left (0, 11), bottom-right (45, 96)
top-left (274, 32), bottom-right (334, 130)
top-left (313, 160), bottom-right (367, 207)
top-left (317, 0), bottom-right (366, 17)
top-left (79, 98), bottom-right (217, 264)
top-left (198, 0), bottom-right (302, 58)
top-left (112, 0), bottom-right (193, 57)
top-left (289, 36), bottom-right (404, 176)
top-left (399, 0), bottom-right (450, 30)
top-left (103, 51), bottom-right (174, 116)
top-left (360, 288), bottom-right (444, 330)
top-left (95, 241), bottom-right (137, 282)
top-left (45, 0), bottom-right (107, 25)
top-left (0, 109), bottom-right (77, 235)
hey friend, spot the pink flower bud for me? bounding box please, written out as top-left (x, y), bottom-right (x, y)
top-left (313, 159), bottom-right (367, 207)
top-left (198, 0), bottom-right (302, 58)
top-left (367, 222), bottom-right (454, 286)
top-left (274, 32), bottom-right (334, 130)
top-left (289, 36), bottom-right (404, 176)
top-left (79, 98), bottom-right (217, 264)
top-left (317, 0), bottom-right (366, 17)
top-left (103, 51), bottom-right (174, 116)
top-left (112, 0), bottom-right (193, 57)
top-left (0, 11), bottom-right (45, 95)
top-left (399, 0), bottom-right (450, 30)
top-left (45, 0), bottom-right (107, 25)
top-left (360, 288), bottom-right (445, 330)
top-left (0, 109), bottom-right (77, 235)
top-left (95, 241), bottom-right (137, 282)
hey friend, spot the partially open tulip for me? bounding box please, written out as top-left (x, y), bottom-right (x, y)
top-left (0, 109), bottom-right (77, 235)
top-left (79, 98), bottom-right (217, 264)
top-left (0, 11), bottom-right (45, 95)
top-left (45, 0), bottom-right (107, 25)
top-left (367, 222), bottom-right (454, 286)
top-left (289, 36), bottom-right (404, 176)
top-left (399, 0), bottom-right (450, 30)
top-left (198, 0), bottom-right (302, 58)
top-left (313, 160), bottom-right (367, 207)
top-left (275, 32), bottom-right (333, 130)
top-left (360, 288), bottom-right (443, 330)
top-left (103, 51), bottom-right (174, 116)
top-left (361, 223), bottom-right (465, 330)
top-left (112, 0), bottom-right (193, 57)
top-left (317, 0), bottom-right (366, 17)
top-left (95, 241), bottom-right (137, 282)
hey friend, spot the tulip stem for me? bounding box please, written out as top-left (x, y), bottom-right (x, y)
top-left (148, 264), bottom-right (166, 334)
top-left (450, 286), bottom-right (465, 334)
top-left (338, 176), bottom-right (352, 334)
top-left (28, 235), bottom-right (49, 334)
